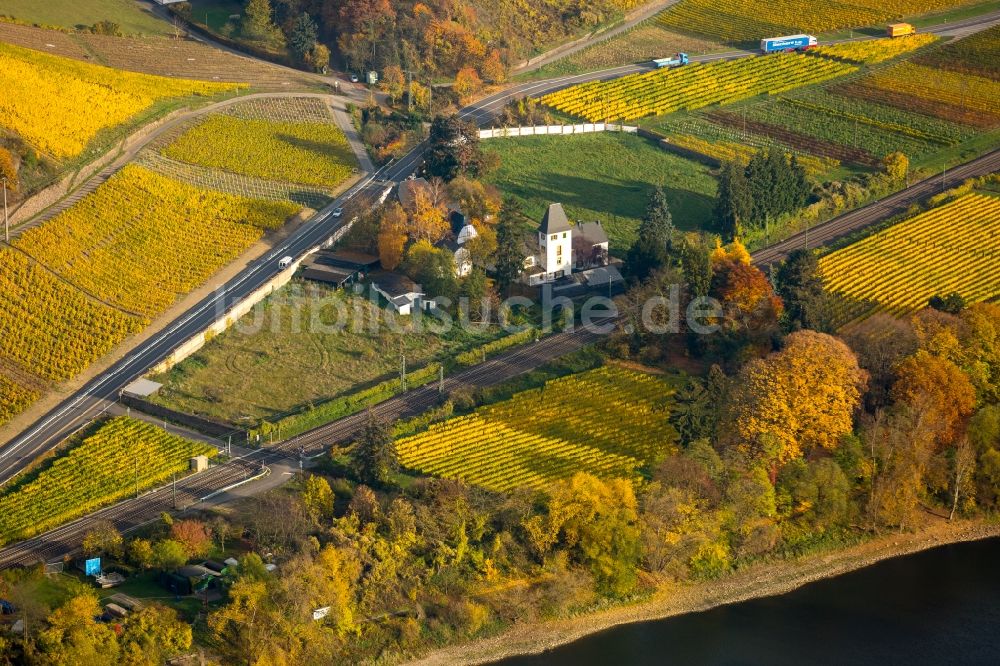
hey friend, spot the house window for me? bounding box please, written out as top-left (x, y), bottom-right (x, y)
top-left (562, 232), bottom-right (567, 238)
top-left (551, 234), bottom-right (557, 241)
top-left (556, 246), bottom-right (563, 258)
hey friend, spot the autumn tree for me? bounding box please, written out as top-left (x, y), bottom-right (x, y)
top-left (302, 474), bottom-right (335, 521)
top-left (447, 176), bottom-right (501, 223)
top-left (891, 350), bottom-right (976, 447)
top-left (403, 239), bottom-right (458, 299)
top-left (82, 520), bottom-right (123, 558)
top-left (377, 202), bottom-right (408, 270)
top-left (127, 538), bottom-right (154, 571)
top-left (883, 151), bottom-right (909, 181)
top-left (408, 188), bottom-right (449, 243)
top-left (709, 253), bottom-right (783, 334)
top-left (119, 605), bottom-right (193, 665)
top-left (352, 412), bottom-right (398, 487)
top-left (380, 64), bottom-right (406, 103)
top-left (0, 148), bottom-right (17, 193)
top-left (481, 49), bottom-right (506, 84)
top-left (36, 592), bottom-right (120, 664)
top-left (151, 539), bottom-right (188, 571)
top-left (454, 67), bottom-right (483, 103)
top-left (171, 519), bottom-right (213, 558)
top-left (336, 0), bottom-right (395, 72)
top-left (722, 331), bottom-right (867, 477)
top-left (843, 313), bottom-right (918, 409)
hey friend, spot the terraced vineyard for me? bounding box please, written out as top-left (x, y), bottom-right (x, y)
top-left (820, 194), bottom-right (1000, 328)
top-left (0, 248), bottom-right (143, 383)
top-left (163, 103), bottom-right (357, 188)
top-left (0, 22), bottom-right (316, 88)
top-left (14, 165), bottom-right (299, 318)
top-left (656, 0), bottom-right (974, 43)
top-left (395, 366), bottom-right (679, 492)
top-left (541, 53), bottom-right (855, 122)
top-left (0, 417), bottom-right (217, 546)
top-left (0, 41), bottom-right (241, 159)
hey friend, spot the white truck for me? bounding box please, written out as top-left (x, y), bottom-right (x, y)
top-left (278, 256), bottom-right (293, 270)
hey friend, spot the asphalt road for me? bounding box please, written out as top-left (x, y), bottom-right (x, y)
top-left (2, 8), bottom-right (1000, 564)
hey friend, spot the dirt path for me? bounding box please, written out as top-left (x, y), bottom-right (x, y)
top-left (408, 519), bottom-right (1000, 665)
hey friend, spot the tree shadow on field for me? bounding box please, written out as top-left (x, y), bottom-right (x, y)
top-left (504, 172), bottom-right (714, 231)
top-left (275, 133), bottom-right (357, 168)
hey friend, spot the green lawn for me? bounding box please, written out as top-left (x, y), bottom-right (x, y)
top-left (1, 0), bottom-right (172, 35)
top-left (187, 0), bottom-right (245, 33)
top-left (150, 284), bottom-right (504, 425)
top-left (481, 132), bottom-right (718, 251)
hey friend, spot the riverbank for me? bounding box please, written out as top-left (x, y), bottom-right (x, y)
top-left (407, 517), bottom-right (1000, 665)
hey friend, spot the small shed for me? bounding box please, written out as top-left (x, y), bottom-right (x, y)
top-left (190, 455), bottom-right (209, 473)
top-left (122, 378), bottom-right (162, 399)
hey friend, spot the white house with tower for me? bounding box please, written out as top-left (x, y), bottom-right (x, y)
top-left (523, 203), bottom-right (610, 286)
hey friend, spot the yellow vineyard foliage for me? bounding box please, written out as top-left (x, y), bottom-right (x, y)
top-left (395, 366), bottom-right (679, 492)
top-left (862, 62), bottom-right (1000, 117)
top-left (0, 247), bottom-right (143, 383)
top-left (820, 194), bottom-right (1000, 327)
top-left (657, 0), bottom-right (973, 42)
top-left (0, 416), bottom-right (217, 546)
top-left (667, 133), bottom-right (838, 175)
top-left (15, 165), bottom-right (300, 319)
top-left (0, 41), bottom-right (242, 159)
top-left (163, 111), bottom-right (358, 188)
top-left (0, 376), bottom-right (38, 428)
top-left (541, 53), bottom-right (855, 122)
top-left (813, 34), bottom-right (938, 64)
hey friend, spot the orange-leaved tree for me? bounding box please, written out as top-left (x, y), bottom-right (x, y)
top-left (377, 202), bottom-right (408, 270)
top-left (723, 330), bottom-right (867, 477)
top-left (892, 350), bottom-right (976, 448)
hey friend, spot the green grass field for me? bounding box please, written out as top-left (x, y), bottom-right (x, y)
top-left (0, 0), bottom-right (172, 35)
top-left (481, 132), bottom-right (717, 251)
top-left (150, 283), bottom-right (503, 425)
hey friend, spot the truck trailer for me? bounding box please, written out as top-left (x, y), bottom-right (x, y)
top-left (651, 53), bottom-right (689, 68)
top-left (760, 34), bottom-right (818, 54)
top-left (887, 23), bottom-right (916, 38)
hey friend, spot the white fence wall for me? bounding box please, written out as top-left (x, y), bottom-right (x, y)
top-left (479, 123), bottom-right (638, 140)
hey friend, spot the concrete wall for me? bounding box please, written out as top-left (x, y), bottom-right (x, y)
top-left (479, 123), bottom-right (638, 139)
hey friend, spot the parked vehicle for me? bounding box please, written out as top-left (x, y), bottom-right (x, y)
top-left (651, 53), bottom-right (690, 68)
top-left (278, 256), bottom-right (293, 270)
top-left (760, 34), bottom-right (818, 54)
top-left (887, 23), bottom-right (916, 38)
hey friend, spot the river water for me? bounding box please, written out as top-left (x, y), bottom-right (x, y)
top-left (497, 537), bottom-right (1000, 666)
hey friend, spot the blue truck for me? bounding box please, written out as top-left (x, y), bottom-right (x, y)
top-left (651, 53), bottom-right (689, 68)
top-left (760, 34), bottom-right (818, 54)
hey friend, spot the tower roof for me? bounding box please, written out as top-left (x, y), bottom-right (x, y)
top-left (539, 203), bottom-right (571, 235)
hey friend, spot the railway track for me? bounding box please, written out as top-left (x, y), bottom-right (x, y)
top-left (0, 322), bottom-right (606, 568)
top-left (753, 148), bottom-right (1000, 266)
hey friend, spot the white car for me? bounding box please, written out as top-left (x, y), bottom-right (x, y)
top-left (349, 73), bottom-right (359, 83)
top-left (331, 207), bottom-right (344, 218)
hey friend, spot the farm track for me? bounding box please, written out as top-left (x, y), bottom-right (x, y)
top-left (2, 8), bottom-right (1000, 568)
